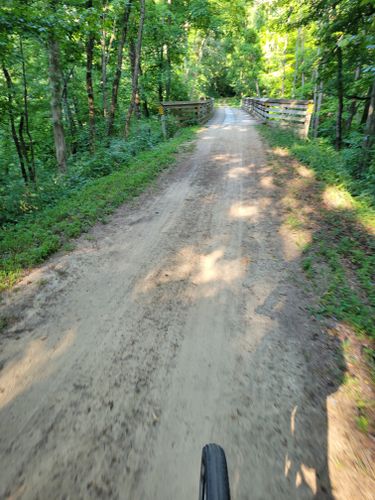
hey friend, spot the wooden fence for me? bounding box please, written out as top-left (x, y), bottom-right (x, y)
top-left (160, 99), bottom-right (214, 126)
top-left (242, 97), bottom-right (313, 138)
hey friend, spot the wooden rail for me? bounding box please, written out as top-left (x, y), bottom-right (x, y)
top-left (160, 99), bottom-right (214, 125)
top-left (242, 97), bottom-right (313, 138)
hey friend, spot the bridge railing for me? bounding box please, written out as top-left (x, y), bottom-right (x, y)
top-left (242, 97), bottom-right (314, 138)
top-left (160, 99), bottom-right (214, 126)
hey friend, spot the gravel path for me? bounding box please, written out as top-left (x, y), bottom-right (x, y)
top-left (0, 108), bottom-right (340, 499)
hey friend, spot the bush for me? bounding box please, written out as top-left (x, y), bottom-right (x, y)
top-left (0, 117), bottom-right (168, 227)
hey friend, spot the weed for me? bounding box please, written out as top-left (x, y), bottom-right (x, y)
top-left (356, 415), bottom-right (369, 433)
top-left (302, 256), bottom-right (315, 279)
top-left (62, 243), bottom-right (75, 252)
top-left (286, 214), bottom-right (304, 230)
top-left (342, 372), bottom-right (358, 386)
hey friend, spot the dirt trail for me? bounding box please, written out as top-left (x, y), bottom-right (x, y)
top-left (0, 107), bottom-right (366, 499)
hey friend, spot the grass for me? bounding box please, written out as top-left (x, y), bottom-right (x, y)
top-left (258, 125), bottom-right (375, 340)
top-left (0, 126), bottom-right (197, 292)
top-left (258, 124), bottom-right (375, 201)
top-left (258, 124), bottom-right (375, 437)
top-left (258, 124), bottom-right (375, 399)
top-left (355, 395), bottom-right (373, 434)
top-left (286, 214), bottom-right (304, 230)
top-left (356, 415), bottom-right (369, 433)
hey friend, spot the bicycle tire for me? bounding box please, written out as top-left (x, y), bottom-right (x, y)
top-left (198, 443), bottom-right (230, 500)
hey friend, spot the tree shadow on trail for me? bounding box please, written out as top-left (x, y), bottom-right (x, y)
top-left (0, 109), bottom-right (367, 499)
top-left (228, 281), bottom-right (346, 499)
top-left (224, 125), bottom-right (375, 499)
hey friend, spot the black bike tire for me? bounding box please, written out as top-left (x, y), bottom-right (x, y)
top-left (199, 443), bottom-right (230, 500)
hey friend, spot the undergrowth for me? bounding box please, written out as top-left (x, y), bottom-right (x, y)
top-left (0, 126), bottom-right (197, 292)
top-left (258, 124), bottom-right (374, 368)
top-left (0, 118), bottom-right (180, 227)
top-left (259, 125), bottom-right (375, 204)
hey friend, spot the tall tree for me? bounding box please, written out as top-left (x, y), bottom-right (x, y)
top-left (335, 44), bottom-right (344, 150)
top-left (2, 64), bottom-right (29, 184)
top-left (125, 0), bottom-right (145, 136)
top-left (107, 0), bottom-right (133, 136)
top-left (47, 1), bottom-right (67, 172)
top-left (86, 0), bottom-right (96, 151)
top-left (19, 38), bottom-right (36, 181)
top-left (100, 1), bottom-right (115, 117)
top-left (360, 77), bottom-right (375, 171)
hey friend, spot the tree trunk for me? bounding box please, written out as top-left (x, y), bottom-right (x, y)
top-left (137, 49), bottom-right (147, 118)
top-left (107, 0), bottom-right (133, 136)
top-left (335, 46), bottom-right (344, 150)
top-left (2, 65), bottom-right (28, 184)
top-left (300, 32), bottom-right (305, 88)
top-left (292, 29), bottom-right (300, 99)
top-left (360, 84), bottom-right (372, 125)
top-left (255, 80), bottom-right (260, 97)
top-left (101, 2), bottom-right (107, 117)
top-left (166, 44), bottom-right (171, 101)
top-left (62, 71), bottom-right (78, 154)
top-left (158, 47), bottom-right (164, 102)
top-left (125, 0), bottom-right (145, 137)
top-left (72, 94), bottom-right (84, 129)
top-left (345, 65), bottom-right (361, 133)
top-left (281, 36), bottom-right (288, 98)
top-left (165, 0), bottom-right (172, 101)
top-left (19, 37), bottom-right (36, 182)
top-left (312, 68), bottom-right (318, 121)
top-left (86, 0), bottom-right (96, 151)
top-left (313, 81), bottom-right (323, 138)
top-left (101, 1), bottom-right (109, 117)
top-left (47, 31), bottom-right (67, 172)
top-left (129, 38), bottom-right (136, 81)
top-left (359, 78), bottom-right (375, 172)
top-left (142, 98), bottom-right (150, 117)
top-left (128, 39), bottom-right (141, 117)
top-left (18, 114), bottom-right (30, 177)
top-left (101, 21), bottom-right (115, 118)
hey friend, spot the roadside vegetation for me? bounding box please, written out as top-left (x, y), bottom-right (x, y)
top-left (0, 126), bottom-right (196, 291)
top-left (259, 125), bottom-right (374, 338)
top-left (258, 124), bottom-right (374, 436)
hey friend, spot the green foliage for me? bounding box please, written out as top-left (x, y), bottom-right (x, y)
top-left (258, 126), bottom-right (375, 202)
top-left (0, 126), bottom-right (197, 291)
top-left (0, 118), bottom-right (166, 226)
top-left (317, 238), bottom-right (374, 339)
top-left (258, 124), bottom-right (375, 342)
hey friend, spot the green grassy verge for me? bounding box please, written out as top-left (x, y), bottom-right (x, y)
top-left (257, 125), bottom-right (375, 342)
top-left (259, 125), bottom-right (375, 205)
top-left (259, 124), bottom-right (375, 436)
top-left (0, 127), bottom-right (197, 292)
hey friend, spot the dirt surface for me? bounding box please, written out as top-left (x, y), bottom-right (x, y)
top-left (0, 107), bottom-right (373, 499)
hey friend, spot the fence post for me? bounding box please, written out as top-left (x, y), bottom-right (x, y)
top-left (159, 105), bottom-right (167, 139)
top-left (303, 102), bottom-right (314, 138)
top-left (161, 115), bottom-right (167, 139)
